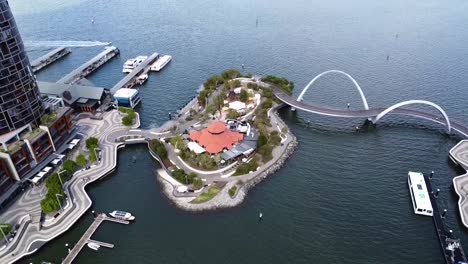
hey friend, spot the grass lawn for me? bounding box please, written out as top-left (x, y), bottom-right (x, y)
top-left (191, 186), bottom-right (221, 204)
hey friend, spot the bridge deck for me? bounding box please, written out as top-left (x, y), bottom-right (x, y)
top-left (62, 213), bottom-right (129, 264)
top-left (110, 52), bottom-right (159, 94)
top-left (31, 47), bottom-right (70, 73)
top-left (57, 46), bottom-right (119, 85)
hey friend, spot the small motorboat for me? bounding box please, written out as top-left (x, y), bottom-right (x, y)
top-left (87, 242), bottom-right (100, 251)
top-left (109, 210), bottom-right (135, 221)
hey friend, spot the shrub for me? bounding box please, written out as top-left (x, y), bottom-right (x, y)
top-left (76, 154), bottom-right (87, 167)
top-left (239, 89), bottom-right (249, 103)
top-left (257, 132), bottom-right (268, 148)
top-left (221, 69), bottom-right (240, 80)
top-left (192, 177), bottom-right (203, 190)
top-left (261, 99), bottom-right (273, 109)
top-left (270, 131), bottom-right (282, 146)
top-left (257, 144), bottom-right (273, 162)
top-left (171, 169), bottom-right (196, 184)
top-left (0, 224), bottom-right (12, 238)
top-left (261, 75), bottom-right (294, 95)
top-left (234, 158), bottom-right (258, 176)
top-left (262, 88), bottom-right (273, 99)
top-left (228, 186), bottom-right (237, 198)
top-left (227, 109), bottom-right (239, 120)
top-left (149, 139), bottom-right (167, 159)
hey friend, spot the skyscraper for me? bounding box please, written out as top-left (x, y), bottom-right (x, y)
top-left (0, 0), bottom-right (43, 134)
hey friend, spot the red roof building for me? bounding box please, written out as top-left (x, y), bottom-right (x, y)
top-left (189, 122), bottom-right (244, 154)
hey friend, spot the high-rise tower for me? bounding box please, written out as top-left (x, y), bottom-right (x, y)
top-left (0, 0), bottom-right (43, 134)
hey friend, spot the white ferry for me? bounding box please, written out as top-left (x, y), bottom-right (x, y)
top-left (122, 56), bottom-right (148, 73)
top-left (109, 210), bottom-right (135, 221)
top-left (407, 171), bottom-right (433, 216)
top-left (150, 55), bottom-right (172, 71)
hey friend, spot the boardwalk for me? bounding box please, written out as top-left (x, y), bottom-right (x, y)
top-left (57, 46), bottom-right (119, 85)
top-left (110, 52), bottom-right (159, 94)
top-left (425, 175), bottom-right (467, 264)
top-left (62, 213), bottom-right (129, 264)
top-left (31, 47), bottom-right (70, 73)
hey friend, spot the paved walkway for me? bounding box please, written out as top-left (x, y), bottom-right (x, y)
top-left (451, 140), bottom-right (468, 228)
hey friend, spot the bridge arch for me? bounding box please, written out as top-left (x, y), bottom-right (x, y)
top-left (297, 70), bottom-right (370, 110)
top-left (374, 100), bottom-right (451, 133)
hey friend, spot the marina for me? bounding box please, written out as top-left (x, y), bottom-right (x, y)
top-left (31, 47), bottom-right (71, 73)
top-left (61, 213), bottom-right (129, 264)
top-left (56, 46), bottom-right (119, 85)
top-left (110, 52), bottom-right (159, 94)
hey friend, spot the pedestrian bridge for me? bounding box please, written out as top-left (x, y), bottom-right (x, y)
top-left (267, 70), bottom-right (468, 137)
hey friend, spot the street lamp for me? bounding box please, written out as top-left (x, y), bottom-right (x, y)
top-left (57, 170), bottom-right (67, 187)
top-left (93, 148), bottom-right (100, 163)
top-left (55, 193), bottom-right (64, 212)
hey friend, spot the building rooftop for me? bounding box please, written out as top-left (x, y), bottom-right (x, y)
top-left (37, 81), bottom-right (104, 105)
top-left (190, 121), bottom-right (243, 154)
top-left (114, 88), bottom-right (138, 98)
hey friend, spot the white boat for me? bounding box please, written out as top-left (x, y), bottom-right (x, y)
top-left (122, 56), bottom-right (148, 73)
top-left (87, 242), bottom-right (100, 251)
top-left (136, 73), bottom-right (148, 85)
top-left (150, 55), bottom-right (172, 71)
top-left (109, 210), bottom-right (135, 221)
top-left (408, 171), bottom-right (433, 216)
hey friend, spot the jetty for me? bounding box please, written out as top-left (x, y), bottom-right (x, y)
top-left (31, 47), bottom-right (71, 73)
top-left (424, 175), bottom-right (467, 264)
top-left (57, 46), bottom-right (119, 85)
top-left (62, 213), bottom-right (129, 264)
top-left (110, 52), bottom-right (159, 94)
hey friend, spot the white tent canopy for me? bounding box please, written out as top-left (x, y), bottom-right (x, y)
top-left (187, 141), bottom-right (205, 154)
top-left (177, 185), bottom-right (188, 193)
top-left (229, 101), bottom-right (246, 111)
top-left (42, 166), bottom-right (53, 172)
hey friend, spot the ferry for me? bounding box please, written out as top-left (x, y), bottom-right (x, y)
top-left (407, 171), bottom-right (433, 216)
top-left (87, 242), bottom-right (100, 251)
top-left (150, 55), bottom-right (172, 71)
top-left (136, 73), bottom-right (148, 85)
top-left (109, 210), bottom-right (135, 221)
top-left (122, 56), bottom-right (148, 73)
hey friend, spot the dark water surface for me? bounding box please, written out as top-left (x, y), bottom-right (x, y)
top-left (10, 0), bottom-right (468, 263)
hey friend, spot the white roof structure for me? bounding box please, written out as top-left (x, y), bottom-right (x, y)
top-left (51, 158), bottom-right (62, 165)
top-left (408, 171), bottom-right (433, 214)
top-left (233, 87), bottom-right (242, 94)
top-left (42, 166), bottom-right (53, 172)
top-left (31, 177), bottom-right (41, 184)
top-left (114, 88), bottom-right (138, 98)
top-left (177, 185), bottom-right (188, 193)
top-left (229, 101), bottom-right (246, 111)
top-left (36, 171), bottom-right (47, 178)
top-left (187, 141), bottom-right (206, 154)
top-left (67, 143), bottom-right (77, 150)
top-left (70, 139), bottom-right (80, 145)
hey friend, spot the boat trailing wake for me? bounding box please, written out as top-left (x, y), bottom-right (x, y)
top-left (24, 40), bottom-right (111, 47)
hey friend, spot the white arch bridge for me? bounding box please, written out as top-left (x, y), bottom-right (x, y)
top-left (264, 70), bottom-right (468, 137)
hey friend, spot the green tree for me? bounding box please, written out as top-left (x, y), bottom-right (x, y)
top-left (198, 153), bottom-right (216, 170)
top-left (257, 144), bottom-right (273, 162)
top-left (213, 94), bottom-right (225, 112)
top-left (76, 154), bottom-right (87, 167)
top-left (257, 132), bottom-right (268, 148)
top-left (227, 109), bottom-right (239, 120)
top-left (221, 69), bottom-right (240, 80)
top-left (261, 99), bottom-right (273, 109)
top-left (170, 136), bottom-right (185, 150)
top-left (270, 131), bottom-right (282, 146)
top-left (0, 224), bottom-right (12, 238)
top-left (262, 88), bottom-right (273, 99)
top-left (63, 160), bottom-right (77, 178)
top-left (192, 177), bottom-right (203, 190)
top-left (198, 90), bottom-right (208, 106)
top-left (239, 89), bottom-right (248, 103)
top-left (86, 137), bottom-right (99, 150)
top-left (150, 139), bottom-right (167, 159)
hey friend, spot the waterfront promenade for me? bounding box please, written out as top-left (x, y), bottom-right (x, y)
top-left (451, 140), bottom-right (468, 228)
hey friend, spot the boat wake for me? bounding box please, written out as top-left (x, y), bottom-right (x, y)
top-left (24, 40), bottom-right (111, 47)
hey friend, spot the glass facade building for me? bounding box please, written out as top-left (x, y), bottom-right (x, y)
top-left (0, 0), bottom-right (43, 134)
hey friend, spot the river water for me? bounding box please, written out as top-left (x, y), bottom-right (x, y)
top-left (10, 0), bottom-right (468, 263)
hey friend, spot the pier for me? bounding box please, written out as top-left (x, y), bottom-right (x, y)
top-left (62, 213), bottom-right (129, 264)
top-left (110, 52), bottom-right (159, 94)
top-left (31, 47), bottom-right (71, 73)
top-left (424, 175), bottom-right (467, 264)
top-left (57, 46), bottom-right (119, 85)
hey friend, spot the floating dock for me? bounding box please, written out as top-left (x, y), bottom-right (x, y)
top-left (62, 213), bottom-right (129, 264)
top-left (31, 47), bottom-right (71, 73)
top-left (110, 52), bottom-right (159, 94)
top-left (424, 174), bottom-right (467, 264)
top-left (57, 46), bottom-right (119, 85)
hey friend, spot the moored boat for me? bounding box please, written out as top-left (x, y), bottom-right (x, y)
top-left (150, 55), bottom-right (172, 71)
top-left (87, 242), bottom-right (100, 251)
top-left (109, 210), bottom-right (135, 221)
top-left (407, 171), bottom-right (433, 216)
